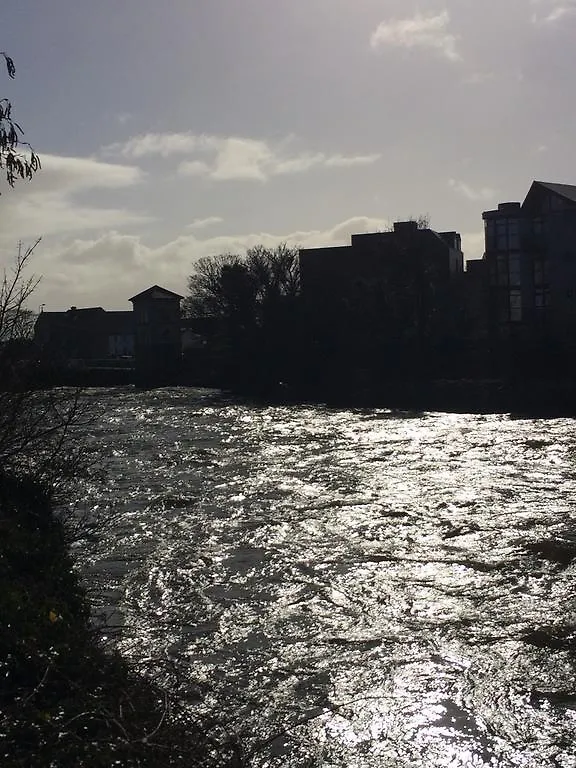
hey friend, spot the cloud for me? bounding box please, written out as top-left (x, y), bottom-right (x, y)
top-left (108, 132), bottom-right (217, 158)
top-left (531, 0), bottom-right (576, 23)
top-left (177, 139), bottom-right (381, 182)
top-left (109, 132), bottom-right (381, 182)
top-left (29, 215), bottom-right (393, 309)
top-left (370, 11), bottom-right (460, 62)
top-left (323, 154), bottom-right (383, 168)
top-left (21, 154), bottom-right (144, 193)
top-left (207, 138), bottom-right (273, 181)
top-left (185, 216), bottom-right (224, 231)
top-left (449, 179), bottom-right (497, 202)
top-left (178, 160), bottom-right (212, 177)
top-left (0, 153), bottom-right (150, 241)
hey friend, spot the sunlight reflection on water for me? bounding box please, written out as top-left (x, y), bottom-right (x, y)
top-left (71, 388), bottom-right (576, 767)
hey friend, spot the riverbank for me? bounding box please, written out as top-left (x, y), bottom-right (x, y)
top-left (226, 376), bottom-right (576, 418)
top-left (31, 366), bottom-right (576, 417)
top-left (1, 474), bottom-right (239, 767)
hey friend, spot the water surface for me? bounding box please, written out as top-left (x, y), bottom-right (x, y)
top-left (72, 388), bottom-right (576, 767)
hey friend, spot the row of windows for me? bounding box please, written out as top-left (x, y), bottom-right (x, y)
top-left (499, 288), bottom-right (551, 323)
top-left (489, 255), bottom-right (551, 287)
top-left (485, 217), bottom-right (546, 250)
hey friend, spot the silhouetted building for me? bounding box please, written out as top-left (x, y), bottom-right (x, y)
top-left (34, 285), bottom-right (184, 382)
top-left (34, 307), bottom-right (134, 364)
top-left (483, 181), bottom-right (576, 346)
top-left (299, 221), bottom-right (464, 369)
top-left (129, 285), bottom-right (183, 381)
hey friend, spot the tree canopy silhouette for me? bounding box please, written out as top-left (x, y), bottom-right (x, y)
top-left (185, 243), bottom-right (300, 325)
top-left (185, 244), bottom-right (302, 391)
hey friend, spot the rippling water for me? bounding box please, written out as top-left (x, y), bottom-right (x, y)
top-left (70, 387), bottom-right (576, 767)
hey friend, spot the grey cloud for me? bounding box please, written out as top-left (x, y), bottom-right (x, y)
top-left (371, 10), bottom-right (461, 62)
top-left (449, 179), bottom-right (498, 202)
top-left (109, 132), bottom-right (381, 182)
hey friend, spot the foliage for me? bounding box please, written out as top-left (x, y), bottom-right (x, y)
top-left (185, 244), bottom-right (302, 392)
top-left (185, 243), bottom-right (300, 324)
top-left (0, 53), bottom-right (40, 189)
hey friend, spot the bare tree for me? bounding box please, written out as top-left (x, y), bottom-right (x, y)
top-left (0, 238), bottom-right (41, 343)
top-left (0, 243), bottom-right (94, 487)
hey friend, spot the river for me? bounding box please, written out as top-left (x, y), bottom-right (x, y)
top-left (69, 387), bottom-right (576, 767)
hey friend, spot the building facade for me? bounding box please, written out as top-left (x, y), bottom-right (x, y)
top-left (483, 181), bottom-right (576, 345)
top-left (34, 285), bottom-right (183, 381)
top-left (129, 285), bottom-right (183, 380)
top-left (34, 307), bottom-right (134, 364)
top-left (299, 221), bottom-right (464, 357)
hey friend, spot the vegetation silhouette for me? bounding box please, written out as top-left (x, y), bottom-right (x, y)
top-left (185, 244), bottom-right (303, 394)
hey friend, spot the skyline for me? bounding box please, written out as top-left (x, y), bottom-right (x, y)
top-left (0, 0), bottom-right (575, 309)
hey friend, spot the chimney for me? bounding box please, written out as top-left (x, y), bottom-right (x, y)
top-left (393, 221), bottom-right (419, 234)
top-left (497, 202), bottom-right (521, 212)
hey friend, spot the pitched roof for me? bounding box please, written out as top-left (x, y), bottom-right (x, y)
top-left (129, 285), bottom-right (184, 302)
top-left (532, 181), bottom-right (576, 204)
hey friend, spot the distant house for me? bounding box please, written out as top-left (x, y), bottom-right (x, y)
top-left (34, 285), bottom-right (184, 381)
top-left (482, 181), bottom-right (576, 344)
top-left (299, 220), bottom-right (464, 357)
top-left (34, 307), bottom-right (134, 365)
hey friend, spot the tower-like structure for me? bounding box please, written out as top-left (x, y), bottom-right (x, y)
top-left (129, 285), bottom-right (183, 382)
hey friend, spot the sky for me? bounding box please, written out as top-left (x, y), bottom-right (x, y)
top-left (1, 0), bottom-right (575, 310)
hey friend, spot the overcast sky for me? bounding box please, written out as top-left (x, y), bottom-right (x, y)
top-left (1, 0), bottom-right (574, 309)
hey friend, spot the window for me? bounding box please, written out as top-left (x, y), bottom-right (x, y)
top-left (509, 254), bottom-right (521, 286)
top-left (496, 220), bottom-right (507, 250)
top-left (508, 219), bottom-right (520, 250)
top-left (498, 295), bottom-right (510, 323)
top-left (509, 289), bottom-right (522, 322)
top-left (533, 218), bottom-right (543, 234)
top-left (497, 253), bottom-right (508, 286)
top-left (534, 258), bottom-right (549, 286)
top-left (535, 288), bottom-right (550, 309)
